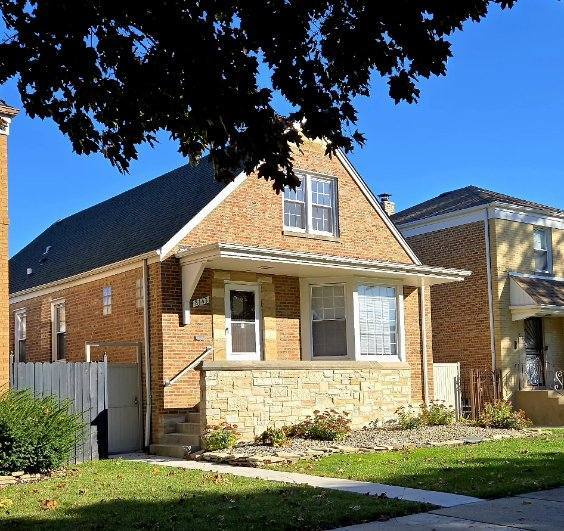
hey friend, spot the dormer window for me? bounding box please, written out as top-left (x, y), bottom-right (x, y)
top-left (533, 227), bottom-right (552, 274)
top-left (283, 173), bottom-right (338, 236)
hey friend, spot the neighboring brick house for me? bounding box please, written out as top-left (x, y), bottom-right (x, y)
top-left (0, 102), bottom-right (17, 389)
top-left (393, 186), bottom-right (564, 424)
top-left (9, 139), bottom-right (468, 454)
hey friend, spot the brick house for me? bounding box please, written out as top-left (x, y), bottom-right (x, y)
top-left (0, 102), bottom-right (18, 389)
top-left (9, 139), bottom-right (468, 454)
top-left (393, 186), bottom-right (564, 424)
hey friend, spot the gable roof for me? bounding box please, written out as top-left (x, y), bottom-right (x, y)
top-left (10, 157), bottom-right (228, 294)
top-left (392, 185), bottom-right (564, 225)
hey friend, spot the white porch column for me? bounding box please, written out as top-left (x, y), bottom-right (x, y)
top-left (420, 282), bottom-right (430, 404)
top-left (181, 261), bottom-right (205, 325)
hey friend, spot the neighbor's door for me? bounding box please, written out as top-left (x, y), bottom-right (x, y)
top-left (225, 284), bottom-right (261, 361)
top-left (524, 317), bottom-right (545, 387)
top-left (107, 364), bottom-right (142, 453)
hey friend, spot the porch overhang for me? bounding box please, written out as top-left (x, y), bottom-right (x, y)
top-left (509, 273), bottom-right (564, 321)
top-left (176, 243), bottom-right (471, 287)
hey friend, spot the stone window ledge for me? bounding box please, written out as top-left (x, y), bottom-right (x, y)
top-left (200, 360), bottom-right (410, 371)
top-left (283, 229), bottom-right (340, 243)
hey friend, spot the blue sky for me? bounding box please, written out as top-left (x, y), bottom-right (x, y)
top-left (2, 0), bottom-right (563, 256)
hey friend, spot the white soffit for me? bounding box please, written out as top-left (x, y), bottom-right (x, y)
top-left (177, 243), bottom-right (470, 286)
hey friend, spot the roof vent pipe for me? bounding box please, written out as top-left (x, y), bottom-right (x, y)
top-left (26, 267), bottom-right (33, 276)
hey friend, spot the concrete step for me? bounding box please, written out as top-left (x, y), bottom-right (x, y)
top-left (186, 412), bottom-right (200, 424)
top-left (176, 422), bottom-right (201, 435)
top-left (149, 443), bottom-right (192, 459)
top-left (160, 432), bottom-right (200, 446)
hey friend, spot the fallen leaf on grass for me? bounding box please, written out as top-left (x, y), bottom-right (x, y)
top-left (41, 499), bottom-right (59, 511)
top-left (78, 489), bottom-right (87, 496)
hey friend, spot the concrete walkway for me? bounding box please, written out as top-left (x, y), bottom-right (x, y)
top-left (116, 453), bottom-right (481, 508)
top-left (337, 487), bottom-right (564, 530)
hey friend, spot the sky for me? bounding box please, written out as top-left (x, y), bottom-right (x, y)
top-left (1, 0), bottom-right (564, 256)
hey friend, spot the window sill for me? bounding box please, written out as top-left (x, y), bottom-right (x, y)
top-left (283, 229), bottom-right (340, 243)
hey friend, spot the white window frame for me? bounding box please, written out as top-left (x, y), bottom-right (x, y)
top-left (224, 282), bottom-right (262, 361)
top-left (136, 278), bottom-right (144, 309)
top-left (50, 299), bottom-right (66, 362)
top-left (14, 308), bottom-right (27, 362)
top-left (533, 226), bottom-right (553, 274)
top-left (102, 286), bottom-right (112, 315)
top-left (283, 172), bottom-right (339, 237)
top-left (300, 277), bottom-right (405, 362)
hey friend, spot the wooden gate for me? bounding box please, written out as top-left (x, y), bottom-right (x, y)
top-left (433, 362), bottom-right (462, 418)
top-left (9, 357), bottom-right (108, 462)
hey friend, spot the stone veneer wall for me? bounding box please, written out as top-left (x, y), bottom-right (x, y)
top-left (200, 361), bottom-right (412, 440)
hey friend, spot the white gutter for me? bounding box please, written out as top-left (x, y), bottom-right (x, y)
top-left (484, 208), bottom-right (497, 372)
top-left (142, 258), bottom-right (152, 448)
top-left (420, 283), bottom-right (429, 404)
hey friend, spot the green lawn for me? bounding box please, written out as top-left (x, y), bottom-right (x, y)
top-left (278, 430), bottom-right (564, 499)
top-left (0, 460), bottom-right (428, 530)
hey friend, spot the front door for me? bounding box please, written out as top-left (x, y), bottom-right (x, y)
top-left (524, 317), bottom-right (545, 387)
top-left (225, 284), bottom-right (261, 360)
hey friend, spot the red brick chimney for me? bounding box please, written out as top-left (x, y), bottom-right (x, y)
top-left (0, 103), bottom-right (18, 388)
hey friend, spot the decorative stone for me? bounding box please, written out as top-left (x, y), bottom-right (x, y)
top-left (11, 471), bottom-right (24, 477)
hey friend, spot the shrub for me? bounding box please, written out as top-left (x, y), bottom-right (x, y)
top-left (255, 426), bottom-right (288, 447)
top-left (0, 389), bottom-right (84, 474)
top-left (420, 402), bottom-right (455, 426)
top-left (201, 422), bottom-right (239, 451)
top-left (477, 400), bottom-right (532, 430)
top-left (394, 405), bottom-right (423, 429)
top-left (286, 410), bottom-right (351, 441)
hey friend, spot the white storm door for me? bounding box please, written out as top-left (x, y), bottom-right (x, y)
top-left (225, 284), bottom-right (261, 361)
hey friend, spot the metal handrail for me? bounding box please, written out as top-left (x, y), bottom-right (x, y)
top-left (164, 346), bottom-right (213, 387)
top-left (515, 360), bottom-right (563, 394)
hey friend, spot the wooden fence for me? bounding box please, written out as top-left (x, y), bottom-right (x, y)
top-left (9, 357), bottom-right (108, 463)
top-left (433, 362), bottom-right (462, 419)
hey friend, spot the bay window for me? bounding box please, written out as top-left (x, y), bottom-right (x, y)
top-left (284, 173), bottom-right (338, 236)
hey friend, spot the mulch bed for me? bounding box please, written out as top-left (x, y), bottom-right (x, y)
top-left (189, 425), bottom-right (545, 467)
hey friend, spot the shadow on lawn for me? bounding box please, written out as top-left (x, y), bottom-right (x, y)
top-left (2, 483), bottom-right (426, 531)
top-left (315, 449), bottom-right (564, 498)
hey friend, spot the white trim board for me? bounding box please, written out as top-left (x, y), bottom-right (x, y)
top-left (335, 149), bottom-right (422, 265)
top-left (397, 202), bottom-right (564, 238)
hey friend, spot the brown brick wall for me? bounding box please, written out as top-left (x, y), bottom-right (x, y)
top-left (407, 222), bottom-right (492, 396)
top-left (10, 267), bottom-right (145, 363)
top-left (180, 141), bottom-right (414, 264)
top-left (0, 135), bottom-right (8, 387)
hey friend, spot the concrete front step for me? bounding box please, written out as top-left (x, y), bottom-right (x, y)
top-left (177, 422), bottom-right (201, 435)
top-left (186, 412), bottom-right (200, 424)
top-left (160, 432), bottom-right (200, 446)
top-left (149, 443), bottom-right (193, 459)
top-left (515, 390), bottom-right (564, 426)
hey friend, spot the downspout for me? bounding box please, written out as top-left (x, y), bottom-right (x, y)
top-left (420, 282), bottom-right (430, 404)
top-left (484, 208), bottom-right (497, 372)
top-left (142, 259), bottom-right (152, 448)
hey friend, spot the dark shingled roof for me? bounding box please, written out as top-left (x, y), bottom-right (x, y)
top-left (392, 186), bottom-right (563, 225)
top-left (10, 157), bottom-right (228, 294)
top-left (512, 275), bottom-right (564, 307)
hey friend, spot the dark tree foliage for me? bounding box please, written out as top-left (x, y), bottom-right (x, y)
top-left (0, 1), bottom-right (516, 190)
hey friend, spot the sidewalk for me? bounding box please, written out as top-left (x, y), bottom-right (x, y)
top-left (336, 487), bottom-right (564, 530)
top-left (116, 453), bottom-right (481, 508)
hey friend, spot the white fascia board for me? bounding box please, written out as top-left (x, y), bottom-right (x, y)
top-left (397, 206), bottom-right (488, 237)
top-left (158, 171), bottom-right (247, 260)
top-left (9, 251), bottom-right (160, 304)
top-left (488, 202), bottom-right (564, 230)
top-left (177, 243), bottom-right (470, 283)
top-left (334, 149), bottom-right (422, 265)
